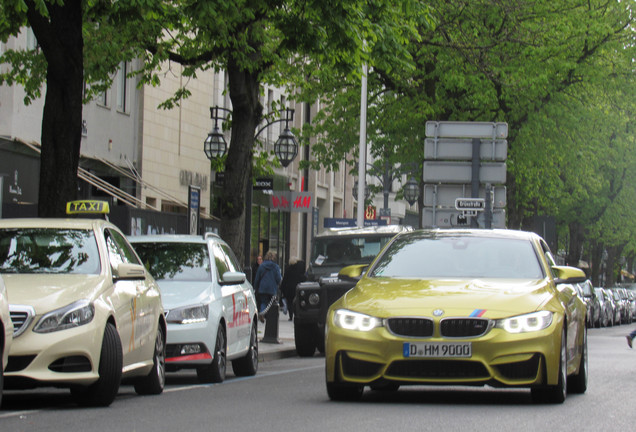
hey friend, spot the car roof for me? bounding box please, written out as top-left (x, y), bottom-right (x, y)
top-left (316, 225), bottom-right (413, 237)
top-left (401, 228), bottom-right (542, 242)
top-left (0, 218), bottom-right (113, 230)
top-left (129, 234), bottom-right (218, 244)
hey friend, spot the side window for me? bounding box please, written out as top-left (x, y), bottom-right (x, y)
top-left (212, 243), bottom-right (231, 282)
top-left (105, 231), bottom-right (124, 268)
top-left (105, 229), bottom-right (141, 267)
top-left (220, 244), bottom-right (241, 273)
top-left (540, 240), bottom-right (558, 279)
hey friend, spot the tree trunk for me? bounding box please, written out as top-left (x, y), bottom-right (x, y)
top-left (589, 240), bottom-right (603, 286)
top-left (220, 58), bottom-right (262, 265)
top-left (567, 221), bottom-right (584, 267)
top-left (27, 1), bottom-right (84, 217)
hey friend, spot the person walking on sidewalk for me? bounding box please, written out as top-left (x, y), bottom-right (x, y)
top-left (253, 250), bottom-right (282, 322)
top-left (280, 257), bottom-right (306, 321)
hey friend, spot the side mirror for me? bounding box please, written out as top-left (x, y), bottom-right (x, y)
top-left (220, 271), bottom-right (246, 285)
top-left (113, 262), bottom-right (147, 281)
top-left (553, 265), bottom-right (587, 285)
top-left (338, 264), bottom-right (368, 282)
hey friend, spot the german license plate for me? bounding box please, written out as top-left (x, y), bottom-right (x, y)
top-left (403, 342), bottom-right (472, 358)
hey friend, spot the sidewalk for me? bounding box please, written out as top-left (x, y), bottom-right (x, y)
top-left (257, 307), bottom-right (297, 361)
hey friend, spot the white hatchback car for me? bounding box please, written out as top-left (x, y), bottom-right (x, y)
top-left (130, 233), bottom-right (258, 383)
top-left (1, 275), bottom-right (13, 406)
top-left (0, 202), bottom-right (166, 407)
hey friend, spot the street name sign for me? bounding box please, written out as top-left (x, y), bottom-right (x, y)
top-left (455, 198), bottom-right (485, 211)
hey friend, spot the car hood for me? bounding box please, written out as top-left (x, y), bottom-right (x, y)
top-left (2, 274), bottom-right (107, 314)
top-left (155, 280), bottom-right (213, 310)
top-left (340, 277), bottom-right (556, 319)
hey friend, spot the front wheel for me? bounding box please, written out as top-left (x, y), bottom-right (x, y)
top-left (72, 323), bottom-right (122, 407)
top-left (532, 327), bottom-right (567, 404)
top-left (327, 382), bottom-right (364, 401)
top-left (197, 325), bottom-right (226, 383)
top-left (567, 327), bottom-right (588, 394)
top-left (232, 321), bottom-right (259, 376)
top-left (294, 322), bottom-right (318, 357)
top-left (134, 324), bottom-right (166, 395)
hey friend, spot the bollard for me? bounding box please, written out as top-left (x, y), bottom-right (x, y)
top-left (261, 302), bottom-right (281, 344)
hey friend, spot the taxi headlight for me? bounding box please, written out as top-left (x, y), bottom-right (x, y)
top-left (308, 293), bottom-right (320, 306)
top-left (167, 304), bottom-right (209, 324)
top-left (34, 300), bottom-right (95, 333)
top-left (495, 311), bottom-right (553, 334)
top-left (333, 309), bottom-right (382, 332)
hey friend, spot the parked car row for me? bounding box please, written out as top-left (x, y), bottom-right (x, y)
top-left (0, 201), bottom-right (258, 407)
top-left (577, 280), bottom-right (636, 328)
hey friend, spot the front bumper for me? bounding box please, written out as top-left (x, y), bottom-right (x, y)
top-left (325, 316), bottom-right (562, 389)
top-left (164, 321), bottom-right (216, 367)
top-left (5, 320), bottom-right (104, 387)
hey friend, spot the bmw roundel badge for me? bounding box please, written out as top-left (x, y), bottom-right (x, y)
top-left (433, 309), bottom-right (444, 317)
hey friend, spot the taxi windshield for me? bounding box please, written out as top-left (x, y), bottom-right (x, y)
top-left (369, 234), bottom-right (544, 279)
top-left (0, 228), bottom-right (101, 274)
top-left (133, 242), bottom-right (211, 282)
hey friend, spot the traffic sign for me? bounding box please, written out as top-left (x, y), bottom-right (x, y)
top-left (455, 198), bottom-right (485, 211)
top-left (423, 161), bottom-right (506, 184)
top-left (424, 138), bottom-right (507, 161)
top-left (423, 184), bottom-right (506, 208)
top-left (425, 121), bottom-right (508, 139)
top-left (422, 208), bottom-right (506, 229)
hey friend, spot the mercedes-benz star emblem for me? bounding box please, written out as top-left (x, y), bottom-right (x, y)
top-left (433, 309), bottom-right (444, 316)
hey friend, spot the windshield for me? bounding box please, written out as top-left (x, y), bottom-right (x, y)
top-left (369, 234), bottom-right (544, 279)
top-left (312, 235), bottom-right (394, 267)
top-left (0, 228), bottom-right (101, 274)
top-left (133, 242), bottom-right (211, 281)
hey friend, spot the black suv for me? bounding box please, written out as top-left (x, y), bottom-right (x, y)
top-left (293, 225), bottom-right (411, 356)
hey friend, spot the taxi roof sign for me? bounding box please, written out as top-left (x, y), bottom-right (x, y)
top-left (66, 200), bottom-right (110, 215)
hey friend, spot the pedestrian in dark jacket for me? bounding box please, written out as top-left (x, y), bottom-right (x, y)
top-left (280, 257), bottom-right (306, 321)
top-left (253, 250), bottom-right (282, 321)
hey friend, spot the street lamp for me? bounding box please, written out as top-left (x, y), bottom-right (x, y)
top-left (204, 106), bottom-right (231, 160)
top-left (204, 104), bottom-right (299, 269)
top-left (272, 109), bottom-right (298, 167)
top-left (403, 176), bottom-right (419, 206)
top-left (352, 180), bottom-right (370, 201)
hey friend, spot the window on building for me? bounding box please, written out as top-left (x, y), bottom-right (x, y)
top-left (116, 61), bottom-right (129, 113)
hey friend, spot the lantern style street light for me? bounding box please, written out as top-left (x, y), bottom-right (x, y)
top-left (205, 105), bottom-right (298, 167)
top-left (204, 106), bottom-right (231, 160)
top-left (204, 104), bottom-right (299, 269)
top-left (403, 176), bottom-right (419, 206)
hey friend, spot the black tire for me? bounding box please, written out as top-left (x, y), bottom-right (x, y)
top-left (532, 326), bottom-right (567, 404)
top-left (197, 324), bottom-right (226, 383)
top-left (294, 322), bottom-right (317, 357)
top-left (232, 321), bottom-right (259, 377)
top-left (72, 323), bottom-right (122, 407)
top-left (134, 324), bottom-right (166, 395)
top-left (568, 327), bottom-right (588, 394)
top-left (1, 349), bottom-right (4, 408)
top-left (327, 381), bottom-right (364, 401)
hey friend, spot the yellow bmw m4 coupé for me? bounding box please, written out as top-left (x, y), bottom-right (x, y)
top-left (325, 229), bottom-right (587, 404)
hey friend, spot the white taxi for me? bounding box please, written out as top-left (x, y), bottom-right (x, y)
top-left (1, 275), bottom-right (13, 406)
top-left (130, 233), bottom-right (258, 383)
top-left (0, 201), bottom-right (166, 406)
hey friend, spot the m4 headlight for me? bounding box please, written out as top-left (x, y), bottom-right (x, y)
top-left (34, 300), bottom-right (95, 333)
top-left (166, 304), bottom-right (209, 324)
top-left (495, 311), bottom-right (553, 334)
top-left (333, 309), bottom-right (383, 332)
